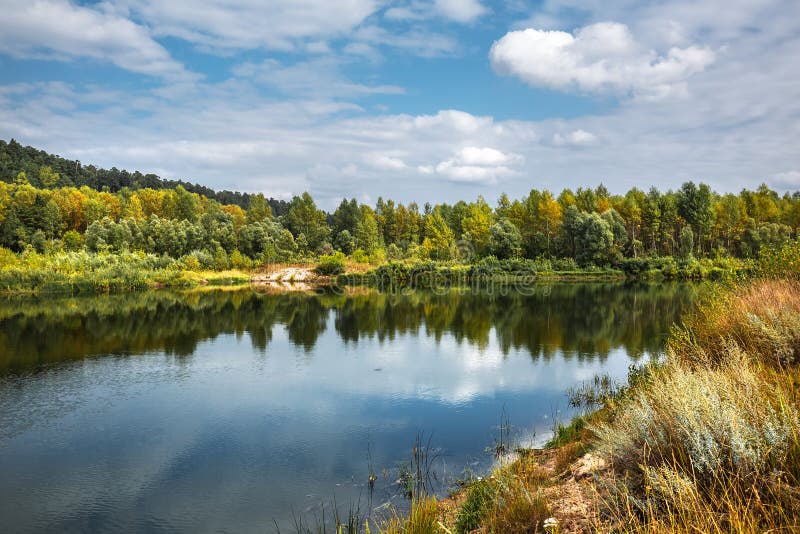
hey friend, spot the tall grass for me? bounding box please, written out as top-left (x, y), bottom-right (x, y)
top-left (592, 278), bottom-right (800, 532)
top-left (453, 454), bottom-right (552, 534)
top-left (670, 279), bottom-right (800, 368)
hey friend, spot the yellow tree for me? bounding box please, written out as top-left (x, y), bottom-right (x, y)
top-left (125, 194), bottom-right (145, 221)
top-left (51, 188), bottom-right (86, 231)
top-left (537, 190), bottom-right (562, 257)
top-left (38, 166), bottom-right (60, 188)
top-left (222, 204), bottom-right (247, 230)
top-left (460, 196), bottom-right (493, 256)
top-left (136, 189), bottom-right (165, 218)
top-left (421, 210), bottom-right (455, 260)
top-left (97, 192), bottom-right (122, 221)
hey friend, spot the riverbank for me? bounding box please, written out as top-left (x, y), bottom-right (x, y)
top-left (0, 246), bottom-right (755, 295)
top-left (387, 276), bottom-right (800, 533)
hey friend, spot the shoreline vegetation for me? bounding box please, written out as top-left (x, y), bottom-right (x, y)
top-left (365, 245), bottom-right (800, 533)
top-left (0, 140), bottom-right (793, 294)
top-left (0, 250), bottom-right (753, 295)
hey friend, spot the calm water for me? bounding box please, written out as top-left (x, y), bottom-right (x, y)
top-left (0, 283), bottom-right (697, 533)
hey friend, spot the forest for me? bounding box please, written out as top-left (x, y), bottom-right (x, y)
top-left (1, 138), bottom-right (799, 275)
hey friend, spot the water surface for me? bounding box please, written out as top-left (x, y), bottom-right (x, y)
top-left (0, 283), bottom-right (697, 532)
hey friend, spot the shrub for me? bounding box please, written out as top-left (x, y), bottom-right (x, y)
top-left (373, 262), bottom-right (411, 288)
top-left (352, 248), bottom-right (369, 263)
top-left (670, 279), bottom-right (800, 368)
top-left (229, 249), bottom-right (252, 269)
top-left (594, 351), bottom-right (800, 530)
top-left (760, 238), bottom-right (800, 278)
top-left (314, 252), bottom-right (346, 276)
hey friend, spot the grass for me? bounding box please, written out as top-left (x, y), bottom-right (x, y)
top-left (379, 498), bottom-right (442, 534)
top-left (590, 278), bottom-right (800, 533)
top-left (453, 457), bottom-right (553, 534)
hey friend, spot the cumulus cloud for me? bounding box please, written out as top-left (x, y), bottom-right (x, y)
top-left (490, 22), bottom-right (715, 99)
top-left (0, 0), bottom-right (189, 78)
top-left (433, 147), bottom-right (523, 184)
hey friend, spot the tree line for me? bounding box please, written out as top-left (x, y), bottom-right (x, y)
top-left (0, 138), bottom-right (289, 213)
top-left (1, 140), bottom-right (799, 267)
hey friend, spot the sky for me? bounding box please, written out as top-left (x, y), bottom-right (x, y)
top-left (0, 0), bottom-right (799, 209)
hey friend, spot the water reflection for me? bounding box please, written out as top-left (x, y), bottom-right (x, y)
top-left (0, 283), bottom-right (698, 533)
top-left (0, 283), bottom-right (696, 374)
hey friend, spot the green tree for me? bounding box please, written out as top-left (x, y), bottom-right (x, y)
top-left (575, 212), bottom-right (615, 266)
top-left (247, 193), bottom-right (271, 224)
top-left (677, 182), bottom-right (714, 254)
top-left (678, 225), bottom-right (694, 260)
top-left (334, 230), bottom-right (356, 255)
top-left (421, 211), bottom-right (454, 260)
top-left (489, 218), bottom-right (522, 259)
top-left (355, 208), bottom-right (380, 254)
top-left (284, 192), bottom-right (330, 252)
top-left (461, 197), bottom-right (493, 256)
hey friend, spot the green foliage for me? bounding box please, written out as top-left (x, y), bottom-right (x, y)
top-left (421, 211), bottom-right (454, 260)
top-left (574, 212), bottom-right (615, 266)
top-left (2, 140), bottom-right (800, 278)
top-left (314, 252), bottom-right (346, 275)
top-left (455, 479), bottom-right (495, 533)
top-left (284, 192), bottom-right (330, 252)
top-left (489, 217), bottom-right (523, 259)
top-left (678, 225), bottom-right (694, 260)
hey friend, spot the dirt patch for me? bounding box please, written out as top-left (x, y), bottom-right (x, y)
top-left (250, 267), bottom-right (327, 291)
top-left (438, 448), bottom-right (604, 533)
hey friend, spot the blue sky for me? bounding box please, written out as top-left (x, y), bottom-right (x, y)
top-left (1, 0), bottom-right (799, 209)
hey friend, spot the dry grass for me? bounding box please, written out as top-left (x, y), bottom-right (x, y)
top-left (670, 279), bottom-right (800, 368)
top-left (592, 279), bottom-right (800, 533)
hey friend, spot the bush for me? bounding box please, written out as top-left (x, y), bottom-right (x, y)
top-left (352, 248), bottom-right (369, 263)
top-left (314, 252), bottom-right (346, 276)
top-left (594, 351), bottom-right (800, 529)
top-left (671, 279), bottom-right (800, 368)
top-left (373, 262), bottom-right (411, 288)
top-left (760, 238), bottom-right (800, 279)
top-left (593, 279), bottom-right (800, 532)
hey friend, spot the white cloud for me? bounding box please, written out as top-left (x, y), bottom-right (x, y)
top-left (490, 22), bottom-right (715, 99)
top-left (773, 171), bottom-right (800, 189)
top-left (0, 0), bottom-right (189, 79)
top-left (553, 129), bottom-right (597, 146)
top-left (353, 25), bottom-right (459, 57)
top-left (434, 0), bottom-right (487, 23)
top-left (120, 0), bottom-right (381, 52)
top-left (456, 146), bottom-right (523, 166)
top-left (433, 147), bottom-right (523, 184)
top-left (363, 153), bottom-right (408, 170)
top-left (232, 58), bottom-right (404, 98)
top-left (2, 0), bottom-right (800, 207)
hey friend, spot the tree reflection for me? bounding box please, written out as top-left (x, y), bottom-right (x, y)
top-left (0, 283), bottom-right (698, 374)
